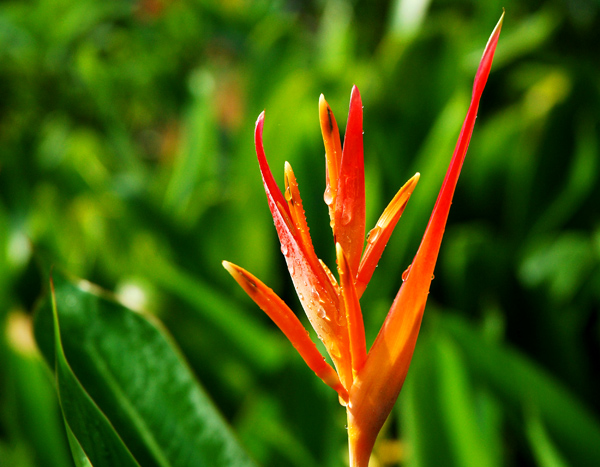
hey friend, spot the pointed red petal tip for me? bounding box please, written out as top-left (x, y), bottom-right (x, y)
top-left (256, 110), bottom-right (265, 125)
top-left (350, 84), bottom-right (360, 103)
top-left (255, 111), bottom-right (265, 137)
top-left (334, 85), bottom-right (366, 275)
top-left (473, 10), bottom-right (504, 99)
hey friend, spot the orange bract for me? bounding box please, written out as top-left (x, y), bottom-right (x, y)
top-left (224, 11), bottom-right (503, 467)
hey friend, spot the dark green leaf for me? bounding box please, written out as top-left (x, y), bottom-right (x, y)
top-left (50, 278), bottom-right (141, 467)
top-left (441, 314), bottom-right (600, 466)
top-left (37, 271), bottom-right (257, 467)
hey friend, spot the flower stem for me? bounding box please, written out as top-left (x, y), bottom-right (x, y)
top-left (347, 408), bottom-right (375, 467)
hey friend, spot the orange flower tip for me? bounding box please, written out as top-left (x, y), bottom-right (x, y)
top-left (376, 172), bottom-right (420, 229)
top-left (319, 94), bottom-right (334, 133)
top-left (407, 172), bottom-right (420, 191)
top-left (404, 172), bottom-right (420, 193)
top-left (222, 261), bottom-right (258, 292)
top-left (283, 162), bottom-right (295, 203)
top-left (222, 260), bottom-right (240, 277)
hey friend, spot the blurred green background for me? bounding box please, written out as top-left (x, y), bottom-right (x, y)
top-left (1, 0), bottom-right (599, 466)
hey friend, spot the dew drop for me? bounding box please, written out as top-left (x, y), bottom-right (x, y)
top-left (402, 264), bottom-right (412, 281)
top-left (284, 185), bottom-right (292, 202)
top-left (324, 186), bottom-right (334, 206)
top-left (341, 205), bottom-right (353, 225)
top-left (317, 307), bottom-right (327, 319)
top-left (280, 243), bottom-right (288, 256)
top-left (367, 226), bottom-right (382, 244)
top-left (329, 341), bottom-right (342, 359)
top-left (339, 396), bottom-right (348, 407)
top-left (338, 181), bottom-right (355, 225)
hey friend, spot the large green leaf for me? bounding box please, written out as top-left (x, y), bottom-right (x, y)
top-left (49, 279), bottom-right (141, 467)
top-left (35, 271), bottom-right (257, 467)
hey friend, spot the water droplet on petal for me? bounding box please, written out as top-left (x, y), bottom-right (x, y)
top-left (284, 185), bottom-right (292, 202)
top-left (402, 264), bottom-right (412, 281)
top-left (280, 243), bottom-right (288, 255)
top-left (339, 182), bottom-right (355, 225)
top-left (329, 341), bottom-right (342, 359)
top-left (339, 396), bottom-right (348, 407)
top-left (341, 205), bottom-right (353, 226)
top-left (367, 226), bottom-right (382, 244)
top-left (324, 186), bottom-right (334, 206)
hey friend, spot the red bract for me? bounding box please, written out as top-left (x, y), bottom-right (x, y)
top-left (224, 12), bottom-right (503, 466)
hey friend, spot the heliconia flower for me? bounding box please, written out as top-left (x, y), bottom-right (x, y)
top-left (223, 12), bottom-right (503, 466)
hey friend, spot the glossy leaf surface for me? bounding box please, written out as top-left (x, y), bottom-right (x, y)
top-left (35, 272), bottom-right (257, 467)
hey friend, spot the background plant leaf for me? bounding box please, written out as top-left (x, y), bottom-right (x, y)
top-left (35, 271), bottom-right (257, 467)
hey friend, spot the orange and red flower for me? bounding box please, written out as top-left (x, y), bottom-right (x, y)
top-left (224, 12), bottom-right (503, 466)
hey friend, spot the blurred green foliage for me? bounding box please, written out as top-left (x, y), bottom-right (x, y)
top-left (1, 0), bottom-right (599, 466)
